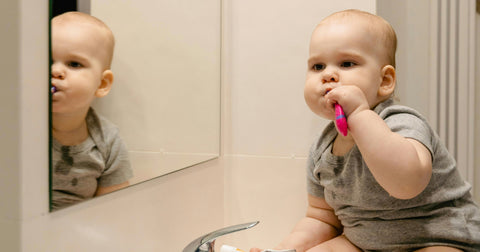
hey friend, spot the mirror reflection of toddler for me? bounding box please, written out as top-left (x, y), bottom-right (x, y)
top-left (50, 12), bottom-right (133, 211)
top-left (251, 9), bottom-right (480, 252)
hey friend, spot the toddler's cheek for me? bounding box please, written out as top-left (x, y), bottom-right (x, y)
top-left (306, 100), bottom-right (333, 120)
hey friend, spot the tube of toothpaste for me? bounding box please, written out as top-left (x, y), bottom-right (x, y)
top-left (220, 245), bottom-right (245, 252)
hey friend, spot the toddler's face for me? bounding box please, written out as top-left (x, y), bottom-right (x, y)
top-left (304, 20), bottom-right (387, 120)
top-left (51, 22), bottom-right (107, 115)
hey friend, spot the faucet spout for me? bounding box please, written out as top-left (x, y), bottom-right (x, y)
top-left (183, 221), bottom-right (259, 252)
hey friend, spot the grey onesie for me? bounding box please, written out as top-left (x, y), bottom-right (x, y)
top-left (51, 108), bottom-right (133, 210)
top-left (307, 99), bottom-right (480, 251)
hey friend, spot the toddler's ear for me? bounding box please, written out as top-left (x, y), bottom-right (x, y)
top-left (95, 70), bottom-right (114, 98)
top-left (378, 65), bottom-right (396, 98)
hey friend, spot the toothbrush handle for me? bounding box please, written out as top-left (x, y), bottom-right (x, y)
top-left (334, 103), bottom-right (348, 136)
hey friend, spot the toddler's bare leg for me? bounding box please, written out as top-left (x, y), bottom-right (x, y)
top-left (414, 246), bottom-right (463, 252)
top-left (306, 235), bottom-right (361, 252)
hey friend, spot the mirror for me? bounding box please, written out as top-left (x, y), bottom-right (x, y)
top-left (49, 0), bottom-right (221, 211)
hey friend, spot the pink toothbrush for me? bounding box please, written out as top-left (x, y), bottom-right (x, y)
top-left (334, 103), bottom-right (348, 136)
top-left (325, 89), bottom-right (348, 136)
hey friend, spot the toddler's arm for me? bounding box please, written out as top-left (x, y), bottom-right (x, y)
top-left (250, 194), bottom-right (342, 252)
top-left (327, 85), bottom-right (432, 199)
top-left (348, 109), bottom-right (432, 199)
top-left (95, 181), bottom-right (129, 196)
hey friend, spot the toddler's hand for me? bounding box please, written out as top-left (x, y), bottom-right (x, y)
top-left (250, 248), bottom-right (263, 252)
top-left (324, 85), bottom-right (369, 119)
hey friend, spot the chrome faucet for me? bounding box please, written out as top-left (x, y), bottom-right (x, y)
top-left (183, 221), bottom-right (259, 252)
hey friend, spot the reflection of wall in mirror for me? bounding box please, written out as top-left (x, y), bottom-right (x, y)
top-left (90, 0), bottom-right (221, 183)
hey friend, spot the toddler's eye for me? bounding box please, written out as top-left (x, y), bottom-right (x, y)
top-left (312, 64), bottom-right (325, 71)
top-left (68, 61), bottom-right (83, 68)
top-left (341, 61), bottom-right (356, 68)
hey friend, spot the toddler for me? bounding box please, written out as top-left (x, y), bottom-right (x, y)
top-left (50, 12), bottom-right (133, 210)
top-left (251, 9), bottom-right (480, 252)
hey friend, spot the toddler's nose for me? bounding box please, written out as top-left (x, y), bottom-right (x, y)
top-left (322, 68), bottom-right (338, 83)
top-left (51, 63), bottom-right (65, 79)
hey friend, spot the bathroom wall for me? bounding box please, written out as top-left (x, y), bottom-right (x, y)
top-left (0, 1), bottom-right (23, 251)
top-left (377, 0), bottom-right (431, 117)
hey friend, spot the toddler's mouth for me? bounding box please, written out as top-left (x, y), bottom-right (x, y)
top-left (51, 81), bottom-right (61, 94)
top-left (323, 87), bottom-right (337, 110)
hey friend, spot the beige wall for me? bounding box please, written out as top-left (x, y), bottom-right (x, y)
top-left (377, 0), bottom-right (431, 117)
top-left (0, 1), bottom-right (22, 251)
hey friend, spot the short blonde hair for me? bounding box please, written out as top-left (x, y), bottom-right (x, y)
top-left (319, 9), bottom-right (397, 67)
top-left (52, 12), bottom-right (115, 68)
